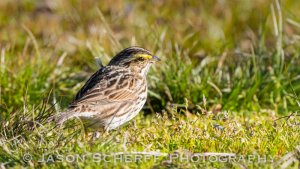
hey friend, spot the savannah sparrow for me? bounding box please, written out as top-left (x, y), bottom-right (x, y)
top-left (55, 47), bottom-right (160, 131)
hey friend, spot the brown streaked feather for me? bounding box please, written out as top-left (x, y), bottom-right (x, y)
top-left (70, 67), bottom-right (129, 104)
top-left (74, 87), bottom-right (138, 106)
top-left (58, 70), bottom-right (145, 125)
top-left (73, 67), bottom-right (106, 101)
top-left (70, 72), bottom-right (140, 106)
top-left (108, 89), bottom-right (138, 101)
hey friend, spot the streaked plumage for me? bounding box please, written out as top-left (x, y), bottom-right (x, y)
top-left (55, 47), bottom-right (159, 131)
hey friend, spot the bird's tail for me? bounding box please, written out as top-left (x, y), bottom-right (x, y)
top-left (48, 110), bottom-right (77, 125)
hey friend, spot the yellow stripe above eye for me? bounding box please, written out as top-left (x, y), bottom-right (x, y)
top-left (135, 54), bottom-right (152, 60)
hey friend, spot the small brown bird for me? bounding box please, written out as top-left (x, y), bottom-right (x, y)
top-left (55, 47), bottom-right (160, 131)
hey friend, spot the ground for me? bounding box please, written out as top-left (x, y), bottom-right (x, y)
top-left (0, 0), bottom-right (300, 168)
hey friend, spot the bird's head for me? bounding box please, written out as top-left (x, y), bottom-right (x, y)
top-left (108, 47), bottom-right (160, 75)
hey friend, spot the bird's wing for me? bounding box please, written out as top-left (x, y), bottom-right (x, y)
top-left (69, 67), bottom-right (141, 108)
top-left (74, 88), bottom-right (138, 105)
top-left (73, 67), bottom-right (106, 101)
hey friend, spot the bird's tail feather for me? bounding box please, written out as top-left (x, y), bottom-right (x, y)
top-left (48, 110), bottom-right (77, 125)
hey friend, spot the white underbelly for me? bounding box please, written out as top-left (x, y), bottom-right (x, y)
top-left (78, 99), bottom-right (146, 130)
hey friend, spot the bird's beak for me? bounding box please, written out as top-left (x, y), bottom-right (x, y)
top-left (151, 55), bottom-right (161, 62)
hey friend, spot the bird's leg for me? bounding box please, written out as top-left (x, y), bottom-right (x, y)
top-left (91, 127), bottom-right (108, 140)
top-left (92, 131), bottom-right (101, 141)
top-left (83, 126), bottom-right (90, 140)
top-left (132, 119), bottom-right (137, 130)
top-left (103, 126), bottom-right (110, 137)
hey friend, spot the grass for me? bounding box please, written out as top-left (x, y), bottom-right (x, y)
top-left (0, 0), bottom-right (300, 168)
